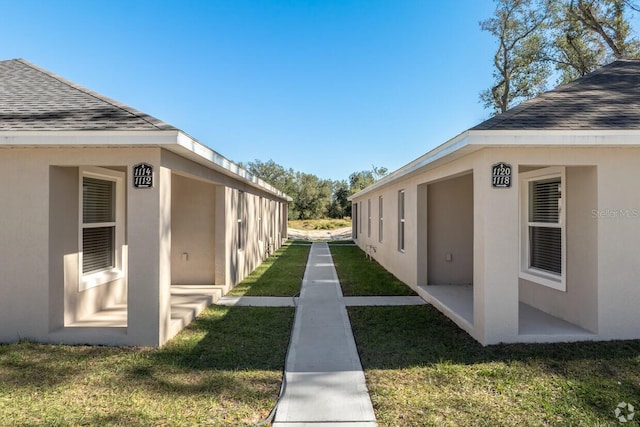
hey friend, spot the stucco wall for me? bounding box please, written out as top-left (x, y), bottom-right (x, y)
top-left (426, 173), bottom-right (474, 285)
top-left (0, 147), bottom-right (160, 344)
top-left (519, 166), bottom-right (598, 333)
top-left (171, 174), bottom-right (217, 285)
top-left (353, 152), bottom-right (478, 290)
top-left (593, 149), bottom-right (640, 339)
top-left (161, 149), bottom-right (287, 289)
top-left (0, 145), bottom-right (288, 346)
top-left (352, 144), bottom-right (640, 344)
top-left (50, 166), bottom-right (128, 327)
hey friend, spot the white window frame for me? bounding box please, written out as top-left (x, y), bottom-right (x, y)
top-left (378, 195), bottom-right (384, 243)
top-left (79, 167), bottom-right (125, 291)
top-left (398, 190), bottom-right (405, 253)
top-left (367, 198), bottom-right (372, 238)
top-left (519, 166), bottom-right (566, 291)
top-left (353, 202), bottom-right (358, 239)
top-left (238, 190), bottom-right (245, 251)
top-left (258, 196), bottom-right (263, 242)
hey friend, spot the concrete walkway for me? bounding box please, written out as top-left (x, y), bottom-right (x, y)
top-left (215, 243), bottom-right (426, 426)
top-left (273, 242), bottom-right (377, 426)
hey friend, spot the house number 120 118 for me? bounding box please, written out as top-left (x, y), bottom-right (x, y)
top-left (491, 162), bottom-right (512, 188)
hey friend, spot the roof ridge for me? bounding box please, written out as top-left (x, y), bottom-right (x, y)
top-left (14, 59), bottom-right (174, 130)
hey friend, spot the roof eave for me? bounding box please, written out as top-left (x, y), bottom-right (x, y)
top-left (348, 130), bottom-right (473, 200)
top-left (348, 128), bottom-right (640, 201)
top-left (172, 132), bottom-right (292, 201)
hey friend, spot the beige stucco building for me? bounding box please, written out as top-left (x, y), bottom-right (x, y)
top-left (350, 60), bottom-right (640, 345)
top-left (0, 59), bottom-right (289, 346)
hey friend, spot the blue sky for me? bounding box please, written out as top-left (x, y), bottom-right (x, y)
top-left (2, 0), bottom-right (498, 181)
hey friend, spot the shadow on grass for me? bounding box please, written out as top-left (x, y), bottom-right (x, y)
top-left (228, 243), bottom-right (310, 297)
top-left (154, 306), bottom-right (293, 371)
top-left (0, 306), bottom-right (294, 409)
top-left (0, 343), bottom-right (134, 388)
top-left (349, 305), bottom-right (640, 367)
top-left (107, 306), bottom-right (295, 398)
top-left (349, 305), bottom-right (640, 423)
top-left (329, 245), bottom-right (416, 296)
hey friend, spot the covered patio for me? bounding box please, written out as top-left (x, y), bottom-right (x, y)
top-left (417, 284), bottom-right (594, 343)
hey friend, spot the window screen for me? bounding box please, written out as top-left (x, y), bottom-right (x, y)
top-left (528, 177), bottom-right (562, 274)
top-left (82, 177), bottom-right (116, 274)
top-left (398, 190), bottom-right (405, 252)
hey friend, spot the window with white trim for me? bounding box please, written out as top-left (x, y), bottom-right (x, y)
top-left (378, 196), bottom-right (383, 243)
top-left (80, 167), bottom-right (124, 290)
top-left (367, 198), bottom-right (372, 238)
top-left (398, 190), bottom-right (405, 252)
top-left (520, 167), bottom-right (566, 291)
top-left (259, 196), bottom-right (263, 241)
top-left (238, 190), bottom-right (245, 251)
top-left (353, 202), bottom-right (358, 239)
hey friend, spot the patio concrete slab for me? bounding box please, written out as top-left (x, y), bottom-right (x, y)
top-left (273, 242), bottom-right (377, 426)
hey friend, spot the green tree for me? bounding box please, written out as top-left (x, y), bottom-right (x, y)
top-left (481, 0), bottom-right (640, 110)
top-left (568, 0), bottom-right (639, 59)
top-left (480, 0), bottom-right (552, 114)
top-left (548, 2), bottom-right (607, 83)
top-left (240, 159), bottom-right (296, 196)
top-left (240, 159), bottom-right (387, 220)
top-left (327, 180), bottom-right (350, 218)
top-left (348, 165), bottom-right (388, 195)
top-left (292, 172), bottom-right (332, 220)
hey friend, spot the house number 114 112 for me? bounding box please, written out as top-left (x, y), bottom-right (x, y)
top-left (492, 162), bottom-right (512, 188)
top-left (133, 163), bottom-right (153, 188)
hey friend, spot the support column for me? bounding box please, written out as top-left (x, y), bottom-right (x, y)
top-left (127, 163), bottom-right (172, 346)
top-left (214, 185), bottom-right (229, 288)
top-left (416, 183), bottom-right (428, 285)
top-left (473, 158), bottom-right (520, 344)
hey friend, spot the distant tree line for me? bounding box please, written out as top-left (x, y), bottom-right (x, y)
top-left (239, 159), bottom-right (387, 220)
top-left (481, 0), bottom-right (640, 114)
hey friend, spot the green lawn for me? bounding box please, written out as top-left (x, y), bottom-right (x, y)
top-left (0, 306), bottom-right (294, 426)
top-left (349, 305), bottom-right (640, 426)
top-left (329, 244), bottom-right (640, 425)
top-left (228, 242), bottom-right (310, 297)
top-left (5, 241), bottom-right (637, 426)
top-left (329, 244), bottom-right (416, 296)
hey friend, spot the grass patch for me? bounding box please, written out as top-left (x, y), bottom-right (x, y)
top-left (288, 218), bottom-right (351, 230)
top-left (349, 305), bottom-right (640, 426)
top-left (329, 245), bottom-right (416, 296)
top-left (228, 242), bottom-right (310, 296)
top-left (0, 306), bottom-right (294, 426)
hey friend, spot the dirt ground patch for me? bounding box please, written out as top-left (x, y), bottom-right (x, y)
top-left (288, 226), bottom-right (353, 241)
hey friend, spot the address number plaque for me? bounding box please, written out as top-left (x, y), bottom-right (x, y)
top-left (491, 162), bottom-right (512, 188)
top-left (133, 163), bottom-right (153, 189)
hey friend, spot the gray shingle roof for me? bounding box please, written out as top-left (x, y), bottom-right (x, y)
top-left (0, 59), bottom-right (176, 131)
top-left (472, 59), bottom-right (640, 131)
